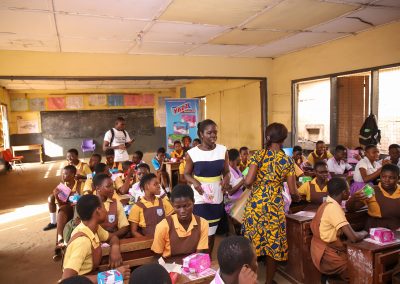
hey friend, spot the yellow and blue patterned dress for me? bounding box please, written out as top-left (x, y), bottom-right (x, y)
top-left (242, 149), bottom-right (294, 261)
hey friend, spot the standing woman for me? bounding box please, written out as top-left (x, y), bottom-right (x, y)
top-left (184, 119), bottom-right (230, 254)
top-left (242, 123), bottom-right (299, 284)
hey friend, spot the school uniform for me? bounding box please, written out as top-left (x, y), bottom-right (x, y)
top-left (128, 197), bottom-right (174, 236)
top-left (224, 166), bottom-right (244, 214)
top-left (363, 183), bottom-right (400, 230)
top-left (58, 181), bottom-right (84, 221)
top-left (179, 160), bottom-right (186, 176)
top-left (327, 157), bottom-right (352, 175)
top-left (297, 178), bottom-right (328, 204)
top-left (351, 157), bottom-right (381, 195)
top-left (307, 150), bottom-right (333, 166)
top-left (63, 222), bottom-right (109, 275)
top-left (101, 198), bottom-right (129, 233)
top-left (128, 182), bottom-right (167, 203)
top-left (310, 196), bottom-right (349, 281)
top-left (151, 214), bottom-right (209, 258)
top-left (74, 161), bottom-right (92, 177)
top-left (171, 150), bottom-right (184, 159)
top-left (82, 175), bottom-right (124, 195)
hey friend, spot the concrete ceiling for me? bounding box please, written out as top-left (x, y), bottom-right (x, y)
top-left (0, 0), bottom-right (399, 58)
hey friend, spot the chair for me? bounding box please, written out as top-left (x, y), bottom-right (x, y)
top-left (81, 139), bottom-right (96, 159)
top-left (3, 149), bottom-right (24, 173)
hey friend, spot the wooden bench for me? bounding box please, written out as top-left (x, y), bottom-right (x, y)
top-left (375, 248), bottom-right (400, 283)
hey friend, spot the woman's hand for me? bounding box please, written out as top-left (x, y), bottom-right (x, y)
top-left (193, 180), bottom-right (204, 195)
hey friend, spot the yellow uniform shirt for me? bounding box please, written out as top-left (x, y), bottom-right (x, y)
top-left (297, 178), bottom-right (327, 202)
top-left (364, 184), bottom-right (400, 218)
top-left (179, 160), bottom-right (186, 175)
top-left (66, 180), bottom-right (84, 194)
top-left (104, 198), bottom-right (129, 229)
top-left (83, 176), bottom-right (124, 195)
top-left (307, 150), bottom-right (333, 166)
top-left (319, 196), bottom-right (349, 243)
top-left (75, 161), bottom-right (92, 177)
top-left (171, 150), bottom-right (184, 159)
top-left (294, 163), bottom-right (304, 177)
top-left (63, 223), bottom-right (109, 275)
top-left (151, 214), bottom-right (209, 258)
top-left (128, 197), bottom-right (174, 227)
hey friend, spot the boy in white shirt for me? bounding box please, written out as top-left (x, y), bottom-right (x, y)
top-left (103, 117), bottom-right (133, 163)
top-left (327, 145), bottom-right (352, 177)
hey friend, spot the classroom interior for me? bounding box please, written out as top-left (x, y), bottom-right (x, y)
top-left (0, 0), bottom-right (399, 283)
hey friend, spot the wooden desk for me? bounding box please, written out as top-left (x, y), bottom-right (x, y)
top-left (12, 144), bottom-right (43, 163)
top-left (347, 240), bottom-right (400, 284)
top-left (165, 162), bottom-right (181, 190)
top-left (176, 260), bottom-right (218, 284)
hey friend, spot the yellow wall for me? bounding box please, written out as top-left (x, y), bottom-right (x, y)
top-left (270, 21), bottom-right (400, 129)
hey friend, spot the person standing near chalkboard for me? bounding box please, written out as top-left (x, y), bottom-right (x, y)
top-left (103, 117), bottom-right (134, 165)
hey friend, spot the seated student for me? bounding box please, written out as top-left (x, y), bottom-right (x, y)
top-left (297, 161), bottom-right (329, 205)
top-left (151, 184), bottom-right (209, 259)
top-left (105, 148), bottom-right (122, 172)
top-left (351, 144), bottom-right (390, 195)
top-left (94, 173), bottom-right (129, 237)
top-left (61, 195), bottom-right (130, 282)
top-left (238, 147), bottom-right (250, 173)
top-left (182, 135), bottom-right (192, 154)
top-left (292, 145), bottom-right (307, 177)
top-left (129, 173), bottom-right (174, 237)
top-left (132, 150), bottom-right (145, 165)
top-left (310, 177), bottom-right (368, 282)
top-left (151, 147), bottom-right (170, 193)
top-left (354, 146), bottom-right (365, 161)
top-left (192, 138), bottom-right (201, 147)
top-left (211, 236), bottom-right (258, 284)
top-left (129, 263), bottom-right (171, 284)
top-left (327, 145), bottom-right (353, 177)
top-left (170, 140), bottom-right (184, 161)
top-left (385, 144), bottom-right (400, 169)
top-left (66, 148), bottom-right (92, 180)
top-left (307, 141), bottom-right (333, 166)
top-left (83, 163), bottom-right (125, 197)
top-left (225, 149), bottom-right (245, 215)
top-left (121, 160), bottom-right (136, 186)
top-left (88, 153), bottom-right (101, 173)
top-left (346, 164), bottom-right (400, 230)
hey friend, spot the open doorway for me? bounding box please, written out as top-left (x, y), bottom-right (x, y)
top-left (0, 104), bottom-right (10, 149)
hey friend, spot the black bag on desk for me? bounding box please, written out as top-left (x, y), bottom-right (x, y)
top-left (359, 114), bottom-right (381, 146)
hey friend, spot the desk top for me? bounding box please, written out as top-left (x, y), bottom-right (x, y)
top-left (12, 144), bottom-right (42, 149)
top-left (346, 239), bottom-right (400, 253)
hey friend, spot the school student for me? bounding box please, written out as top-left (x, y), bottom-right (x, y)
top-left (346, 164), bottom-right (400, 230)
top-left (239, 147), bottom-right (250, 173)
top-left (61, 195), bottom-right (130, 281)
top-left (211, 236), bottom-right (258, 284)
top-left (327, 145), bottom-right (352, 177)
top-left (351, 144), bottom-right (389, 195)
top-left (151, 184), bottom-right (209, 258)
top-left (292, 145), bottom-right (307, 177)
top-left (192, 138), bottom-right (201, 147)
top-left (386, 144), bottom-right (400, 168)
top-left (129, 263), bottom-right (172, 284)
top-left (83, 163), bottom-right (125, 196)
top-left (103, 116), bottom-right (133, 164)
top-left (297, 161), bottom-right (329, 205)
top-left (307, 141), bottom-right (333, 166)
top-left (94, 173), bottom-right (129, 238)
top-left (132, 150), bottom-right (145, 165)
top-left (151, 147), bottom-right (170, 193)
top-left (225, 149), bottom-right (245, 215)
top-left (170, 140), bottom-right (184, 161)
top-left (88, 153), bottom-right (101, 172)
top-left (182, 135), bottom-right (192, 153)
top-left (129, 173), bottom-right (174, 237)
top-left (310, 178), bottom-right (368, 281)
top-left (105, 148), bottom-right (122, 172)
top-left (66, 148), bottom-right (92, 180)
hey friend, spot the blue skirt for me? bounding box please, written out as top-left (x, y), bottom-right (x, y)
top-left (193, 203), bottom-right (224, 234)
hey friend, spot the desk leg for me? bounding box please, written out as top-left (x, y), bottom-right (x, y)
top-left (166, 166), bottom-right (172, 190)
top-left (348, 246), bottom-right (374, 284)
top-left (39, 146), bottom-right (44, 164)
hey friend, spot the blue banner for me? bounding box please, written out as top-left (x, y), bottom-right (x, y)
top-left (165, 98), bottom-right (199, 152)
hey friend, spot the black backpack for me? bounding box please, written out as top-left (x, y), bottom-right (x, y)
top-left (110, 128), bottom-right (127, 145)
top-left (359, 114), bottom-right (381, 146)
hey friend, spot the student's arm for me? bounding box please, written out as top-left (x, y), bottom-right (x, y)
top-left (359, 167), bottom-right (381, 183)
top-left (287, 174), bottom-right (301, 202)
top-left (107, 234), bottom-right (123, 268)
top-left (197, 219), bottom-right (209, 254)
top-left (341, 224), bottom-right (369, 243)
top-left (128, 205), bottom-right (145, 237)
top-left (345, 190), bottom-right (368, 212)
top-left (227, 178), bottom-right (245, 196)
top-left (221, 152), bottom-right (231, 191)
top-left (130, 222), bottom-right (144, 237)
top-left (118, 168), bottom-right (135, 194)
top-left (184, 153), bottom-right (204, 195)
top-left (151, 220), bottom-right (169, 256)
top-left (113, 203), bottom-right (129, 238)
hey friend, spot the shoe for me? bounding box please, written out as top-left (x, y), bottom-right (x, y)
top-left (43, 223), bottom-right (57, 231)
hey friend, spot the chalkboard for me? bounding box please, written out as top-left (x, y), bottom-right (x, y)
top-left (41, 109), bottom-right (155, 139)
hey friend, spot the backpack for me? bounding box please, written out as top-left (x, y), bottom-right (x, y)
top-left (109, 128), bottom-right (127, 145)
top-left (359, 114), bottom-right (381, 146)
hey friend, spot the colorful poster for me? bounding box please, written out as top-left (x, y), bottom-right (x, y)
top-left (66, 96), bottom-right (83, 109)
top-left (47, 97), bottom-right (66, 110)
top-left (108, 95), bottom-right (124, 106)
top-left (124, 94), bottom-right (155, 106)
top-left (29, 98), bottom-right (45, 111)
top-left (165, 99), bottom-right (199, 152)
top-left (142, 94), bottom-right (155, 106)
top-left (11, 99), bottom-right (29, 112)
top-left (88, 95), bottom-right (107, 106)
top-left (17, 119), bottom-right (39, 134)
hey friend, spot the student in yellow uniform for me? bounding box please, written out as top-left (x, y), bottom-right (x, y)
top-left (61, 195), bottom-right (130, 282)
top-left (83, 163), bottom-right (125, 196)
top-left (239, 147), bottom-right (250, 173)
top-left (297, 161), bottom-right (329, 205)
top-left (310, 177), bottom-right (368, 282)
top-left (307, 141), bottom-right (333, 166)
top-left (66, 148), bottom-right (92, 180)
top-left (170, 140), bottom-right (184, 161)
top-left (94, 173), bottom-right (129, 238)
top-left (105, 148), bottom-right (123, 172)
top-left (151, 184), bottom-right (209, 259)
top-left (179, 159), bottom-right (187, 184)
top-left (129, 173), bottom-right (174, 237)
top-left (346, 164), bottom-right (400, 230)
top-left (88, 153), bottom-right (102, 172)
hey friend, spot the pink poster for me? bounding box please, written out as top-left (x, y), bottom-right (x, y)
top-left (142, 94), bottom-right (154, 106)
top-left (47, 97), bottom-right (66, 110)
top-left (124, 94), bottom-right (141, 106)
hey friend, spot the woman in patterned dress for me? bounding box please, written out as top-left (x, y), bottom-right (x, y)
top-left (243, 123), bottom-right (299, 284)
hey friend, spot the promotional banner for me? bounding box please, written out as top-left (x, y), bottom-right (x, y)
top-left (165, 99), bottom-right (199, 152)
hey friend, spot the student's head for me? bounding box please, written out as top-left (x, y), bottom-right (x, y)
top-left (292, 145), bottom-right (303, 160)
top-left (192, 138), bottom-right (201, 147)
top-left (327, 177), bottom-right (349, 201)
top-left (217, 236), bottom-right (258, 279)
top-left (388, 144), bottom-right (400, 162)
top-left (89, 153), bottom-right (101, 170)
top-left (139, 173), bottom-right (160, 195)
top-left (380, 164), bottom-right (399, 191)
top-left (59, 276), bottom-right (92, 284)
top-left (93, 173), bottom-right (114, 199)
top-left (129, 263), bottom-right (172, 284)
top-left (94, 163), bottom-right (111, 177)
top-left (315, 141), bottom-right (326, 155)
top-left (239, 147), bottom-right (250, 162)
top-left (105, 148), bottom-right (115, 165)
top-left (115, 116), bottom-right (126, 131)
top-left (77, 194), bottom-right (107, 223)
top-left (228, 149), bottom-right (241, 167)
top-left (66, 148), bottom-right (79, 164)
top-left (136, 163), bottom-right (151, 181)
top-left (364, 144), bottom-right (379, 161)
top-left (132, 150), bottom-right (144, 164)
top-left (355, 146), bottom-right (364, 157)
top-left (182, 135), bottom-right (192, 149)
top-left (171, 184), bottom-right (194, 223)
top-left (314, 161), bottom-right (329, 181)
top-left (265, 123), bottom-right (288, 147)
top-left (156, 147), bottom-right (166, 160)
top-left (122, 161), bottom-right (133, 172)
top-left (334, 145), bottom-right (347, 161)
top-left (174, 140), bottom-right (182, 152)
top-left (197, 119), bottom-right (217, 146)
top-left (62, 165), bottom-right (77, 183)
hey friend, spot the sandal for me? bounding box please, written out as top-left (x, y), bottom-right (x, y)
top-left (53, 241), bottom-right (65, 262)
